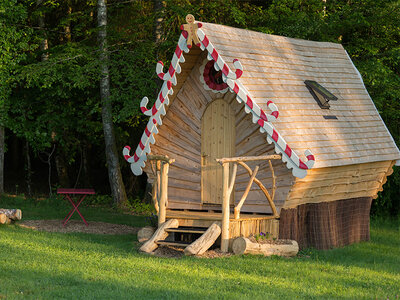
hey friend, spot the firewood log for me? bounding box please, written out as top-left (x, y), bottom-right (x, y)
top-left (184, 222), bottom-right (221, 256)
top-left (232, 237), bottom-right (299, 257)
top-left (140, 219), bottom-right (179, 253)
top-left (0, 209), bottom-right (22, 221)
top-left (0, 214), bottom-right (11, 225)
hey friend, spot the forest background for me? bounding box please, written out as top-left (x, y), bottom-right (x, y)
top-left (0, 0), bottom-right (399, 216)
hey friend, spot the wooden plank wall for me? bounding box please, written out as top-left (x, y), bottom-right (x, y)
top-left (145, 52), bottom-right (294, 214)
top-left (143, 47), bottom-right (396, 214)
top-left (229, 218), bottom-right (279, 240)
top-left (284, 160), bottom-right (395, 209)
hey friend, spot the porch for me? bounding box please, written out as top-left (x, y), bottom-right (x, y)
top-left (147, 154), bottom-right (281, 253)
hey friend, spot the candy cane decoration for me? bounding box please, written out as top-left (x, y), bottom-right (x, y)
top-left (124, 20), bottom-right (315, 178)
top-left (123, 80), bottom-right (173, 175)
top-left (156, 32), bottom-right (189, 85)
top-left (226, 78), bottom-right (315, 178)
top-left (197, 29), bottom-right (243, 81)
top-left (197, 28), bottom-right (314, 178)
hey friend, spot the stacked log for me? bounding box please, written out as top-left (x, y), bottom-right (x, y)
top-left (0, 209), bottom-right (22, 225)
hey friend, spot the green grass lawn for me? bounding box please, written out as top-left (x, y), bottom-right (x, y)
top-left (0, 195), bottom-right (399, 299)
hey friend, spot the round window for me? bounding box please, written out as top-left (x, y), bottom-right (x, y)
top-left (200, 60), bottom-right (229, 93)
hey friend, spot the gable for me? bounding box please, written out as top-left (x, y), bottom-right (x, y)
top-left (123, 21), bottom-right (400, 180)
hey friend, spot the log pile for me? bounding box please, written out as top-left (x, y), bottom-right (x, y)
top-left (0, 209), bottom-right (22, 225)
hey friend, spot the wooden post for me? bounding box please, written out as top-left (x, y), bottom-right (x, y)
top-left (158, 161), bottom-right (169, 226)
top-left (234, 165), bottom-right (259, 219)
top-left (221, 162), bottom-right (230, 252)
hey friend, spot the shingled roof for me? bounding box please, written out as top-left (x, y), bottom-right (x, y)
top-left (201, 22), bottom-right (400, 168)
top-left (124, 21), bottom-right (400, 177)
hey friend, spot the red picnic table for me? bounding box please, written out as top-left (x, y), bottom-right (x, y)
top-left (57, 188), bottom-right (95, 226)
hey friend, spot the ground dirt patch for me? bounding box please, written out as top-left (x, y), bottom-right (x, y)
top-left (150, 245), bottom-right (233, 259)
top-left (18, 219), bottom-right (139, 235)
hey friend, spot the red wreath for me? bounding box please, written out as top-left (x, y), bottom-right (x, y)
top-left (203, 60), bottom-right (228, 91)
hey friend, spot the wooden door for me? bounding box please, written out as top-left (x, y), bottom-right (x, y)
top-left (201, 99), bottom-right (235, 205)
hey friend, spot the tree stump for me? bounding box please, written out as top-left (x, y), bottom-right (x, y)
top-left (137, 226), bottom-right (155, 243)
top-left (232, 237), bottom-right (299, 257)
top-left (184, 222), bottom-right (221, 256)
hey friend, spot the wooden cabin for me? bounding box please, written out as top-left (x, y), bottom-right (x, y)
top-left (124, 17), bottom-right (400, 253)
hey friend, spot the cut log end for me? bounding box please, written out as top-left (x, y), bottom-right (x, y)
top-left (232, 237), bottom-right (299, 257)
top-left (0, 213), bottom-right (7, 224)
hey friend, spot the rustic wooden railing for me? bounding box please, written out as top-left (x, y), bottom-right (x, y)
top-left (216, 154), bottom-right (280, 252)
top-left (148, 155), bottom-right (175, 226)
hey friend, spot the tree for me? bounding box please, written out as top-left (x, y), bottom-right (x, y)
top-left (0, 1), bottom-right (31, 194)
top-left (97, 0), bottom-right (128, 208)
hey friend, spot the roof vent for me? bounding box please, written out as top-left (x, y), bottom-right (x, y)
top-left (305, 80), bottom-right (338, 109)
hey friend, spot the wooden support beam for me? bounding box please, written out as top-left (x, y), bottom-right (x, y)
top-left (238, 161), bottom-right (278, 217)
top-left (221, 163), bottom-right (230, 253)
top-left (148, 155), bottom-right (175, 164)
top-left (156, 160), bottom-right (161, 209)
top-left (216, 155), bottom-right (281, 164)
top-left (268, 160), bottom-right (276, 201)
top-left (234, 165), bottom-right (259, 219)
top-left (227, 163), bottom-right (238, 198)
top-left (158, 162), bottom-right (169, 226)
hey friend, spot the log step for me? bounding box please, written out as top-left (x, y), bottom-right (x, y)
top-left (166, 227), bottom-right (207, 234)
top-left (156, 240), bottom-right (191, 247)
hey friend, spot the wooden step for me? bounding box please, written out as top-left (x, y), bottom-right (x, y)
top-left (166, 227), bottom-right (207, 234)
top-left (156, 240), bottom-right (191, 247)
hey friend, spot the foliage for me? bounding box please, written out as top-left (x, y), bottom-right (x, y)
top-left (1, 0), bottom-right (399, 214)
top-left (253, 231), bottom-right (271, 242)
top-left (145, 212), bottom-right (158, 228)
top-left (0, 0), bottom-right (32, 124)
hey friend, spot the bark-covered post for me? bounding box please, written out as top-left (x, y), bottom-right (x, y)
top-left (153, 0), bottom-right (166, 43)
top-left (97, 0), bottom-right (128, 208)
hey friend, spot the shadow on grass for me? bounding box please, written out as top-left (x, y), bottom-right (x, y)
top-left (1, 223), bottom-right (399, 299)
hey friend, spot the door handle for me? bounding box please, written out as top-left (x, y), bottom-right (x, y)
top-left (201, 154), bottom-right (208, 166)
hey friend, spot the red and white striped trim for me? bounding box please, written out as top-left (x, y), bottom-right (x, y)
top-left (123, 80), bottom-right (174, 175)
top-left (226, 77), bottom-right (315, 178)
top-left (124, 24), bottom-right (315, 178)
top-left (197, 28), bottom-right (314, 178)
top-left (197, 29), bottom-right (243, 81)
top-left (156, 32), bottom-right (189, 85)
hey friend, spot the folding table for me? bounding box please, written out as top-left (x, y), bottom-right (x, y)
top-left (57, 188), bottom-right (95, 226)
